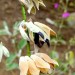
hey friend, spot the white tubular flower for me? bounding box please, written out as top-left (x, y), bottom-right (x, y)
top-left (19, 20), bottom-right (56, 48)
top-left (19, 0), bottom-right (45, 14)
top-left (0, 43), bottom-right (10, 62)
top-left (19, 53), bottom-right (58, 75)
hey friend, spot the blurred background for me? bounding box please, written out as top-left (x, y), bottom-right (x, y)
top-left (0, 0), bottom-right (75, 75)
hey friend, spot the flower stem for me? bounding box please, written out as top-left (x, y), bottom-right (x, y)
top-left (21, 5), bottom-right (31, 56)
top-left (21, 5), bottom-right (26, 21)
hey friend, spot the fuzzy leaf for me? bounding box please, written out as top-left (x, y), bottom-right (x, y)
top-left (6, 63), bottom-right (18, 71)
top-left (18, 38), bottom-right (27, 50)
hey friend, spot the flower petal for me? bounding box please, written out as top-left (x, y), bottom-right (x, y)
top-left (2, 46), bottom-right (10, 57)
top-left (38, 0), bottom-right (45, 7)
top-left (19, 56), bottom-right (29, 75)
top-left (29, 30), bottom-right (34, 42)
top-left (0, 43), bottom-right (9, 62)
top-left (35, 53), bottom-right (59, 66)
top-left (33, 0), bottom-right (45, 10)
top-left (34, 22), bottom-right (56, 36)
top-left (30, 55), bottom-right (50, 69)
top-left (0, 49), bottom-right (3, 62)
top-left (34, 33), bottom-right (44, 48)
top-left (19, 0), bottom-right (30, 8)
top-left (27, 2), bottom-right (35, 14)
top-left (19, 21), bottom-right (30, 41)
top-left (25, 56), bottom-right (40, 75)
top-left (32, 0), bottom-right (39, 10)
top-left (28, 6), bottom-right (36, 15)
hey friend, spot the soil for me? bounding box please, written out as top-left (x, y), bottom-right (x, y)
top-left (0, 0), bottom-right (75, 75)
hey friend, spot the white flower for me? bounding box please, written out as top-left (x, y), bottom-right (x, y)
top-left (19, 53), bottom-right (58, 75)
top-left (19, 20), bottom-right (56, 48)
top-left (19, 0), bottom-right (45, 14)
top-left (0, 42), bottom-right (10, 62)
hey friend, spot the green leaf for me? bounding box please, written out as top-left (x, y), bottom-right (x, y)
top-left (3, 21), bottom-right (9, 30)
top-left (6, 53), bottom-right (17, 65)
top-left (5, 53), bottom-right (18, 71)
top-left (13, 21), bottom-right (20, 30)
top-left (0, 29), bottom-right (9, 35)
top-left (6, 63), bottom-right (18, 71)
top-left (13, 21), bottom-right (20, 36)
top-left (18, 38), bottom-right (27, 50)
top-left (0, 21), bottom-right (11, 36)
top-left (3, 21), bottom-right (11, 36)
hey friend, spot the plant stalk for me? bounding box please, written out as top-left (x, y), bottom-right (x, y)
top-left (21, 5), bottom-right (31, 56)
